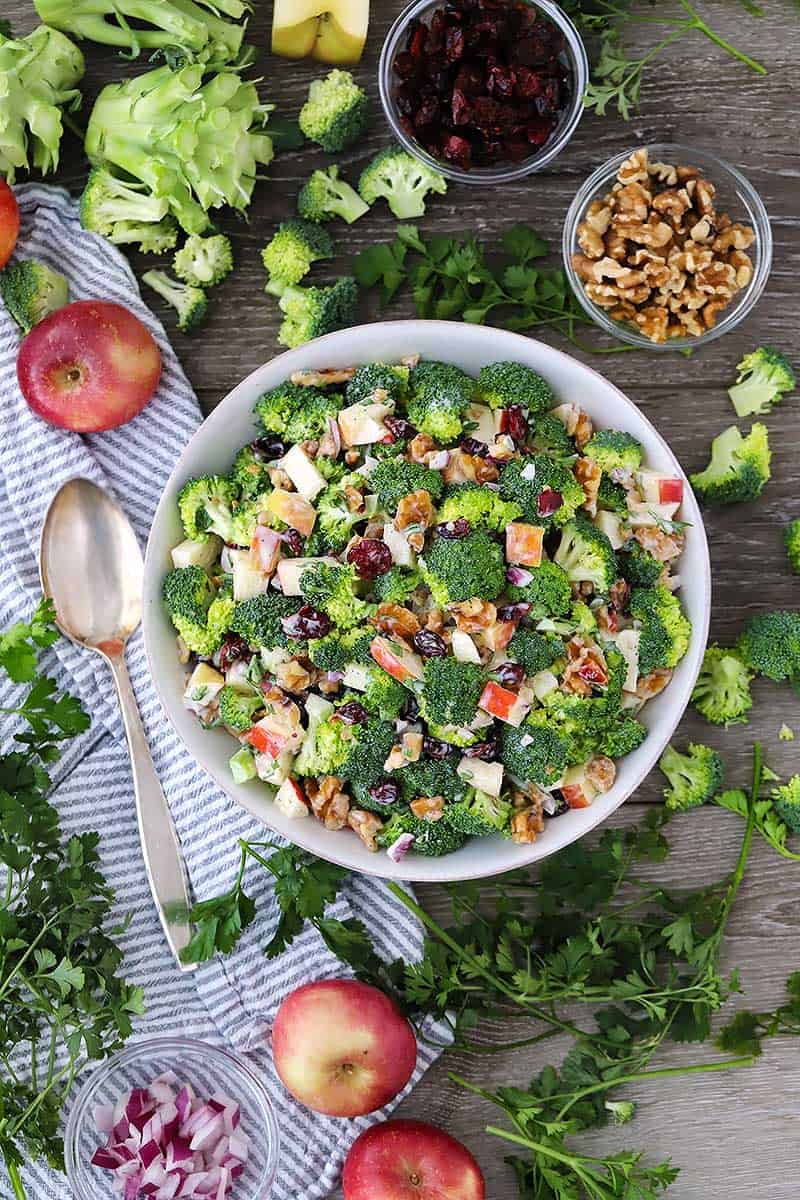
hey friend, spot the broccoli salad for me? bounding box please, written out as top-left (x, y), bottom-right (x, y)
top-left (163, 356), bottom-right (692, 861)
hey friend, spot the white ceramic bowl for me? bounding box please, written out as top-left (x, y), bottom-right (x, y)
top-left (143, 322), bottom-right (710, 883)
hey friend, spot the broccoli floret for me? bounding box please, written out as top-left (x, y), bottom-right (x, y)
top-left (477, 362), bottom-right (556, 414)
top-left (308, 628), bottom-right (374, 672)
top-left (619, 540), bottom-right (663, 588)
top-left (600, 716), bottom-right (648, 759)
top-left (630, 586), bottom-right (692, 677)
top-left (277, 276), bottom-right (358, 349)
top-left (142, 269), bottom-right (207, 334)
top-left (422, 529), bottom-right (505, 606)
top-left (505, 560), bottom-right (573, 618)
top-left (297, 165), bottom-right (369, 225)
top-left (418, 658), bottom-right (485, 728)
top-left (784, 520), bottom-right (800, 575)
top-left (437, 483), bottom-right (522, 532)
top-left (659, 743), bottom-right (724, 811)
top-left (597, 475), bottom-right (628, 515)
top-left (298, 69), bottom-right (368, 153)
top-left (163, 565), bottom-right (214, 624)
top-left (333, 715), bottom-right (396, 787)
top-left (691, 645), bottom-right (753, 727)
top-left (360, 667), bottom-right (407, 722)
top-left (230, 445), bottom-right (272, 499)
top-left (499, 456), bottom-right (584, 527)
top-left (172, 596), bottom-right (234, 656)
top-left (174, 233), bottom-right (233, 288)
top-left (583, 431), bottom-right (643, 473)
top-left (79, 166), bottom-right (173, 245)
top-left (529, 412), bottom-right (575, 459)
top-left (571, 601), bottom-right (597, 635)
top-left (507, 629), bottom-right (562, 675)
top-left (728, 346), bottom-right (796, 418)
top-left (0, 259), bottom-right (68, 333)
top-left (405, 361), bottom-right (476, 444)
top-left (373, 567), bottom-right (421, 605)
top-left (255, 380), bottom-right (343, 445)
top-left (178, 475), bottom-right (237, 542)
top-left (261, 219), bottom-right (335, 292)
top-left (228, 492), bottom-right (285, 546)
top-left (370, 458), bottom-right (443, 514)
top-left (445, 790), bottom-right (513, 838)
top-left (358, 145), bottom-right (447, 219)
top-left (396, 759), bottom-right (467, 806)
top-left (502, 721), bottom-right (568, 788)
top-left (311, 475), bottom-right (370, 553)
top-left (230, 592), bottom-right (304, 650)
top-left (218, 686), bottom-right (262, 733)
top-left (737, 611), bottom-right (800, 682)
top-left (772, 777), bottom-right (800, 835)
top-left (346, 362), bottom-right (409, 407)
top-left (690, 423), bottom-right (771, 506)
top-left (300, 561), bottom-right (369, 629)
top-left (377, 811), bottom-right (467, 857)
top-left (554, 518), bottom-right (618, 597)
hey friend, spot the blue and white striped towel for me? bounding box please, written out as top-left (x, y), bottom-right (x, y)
top-left (0, 185), bottom-right (449, 1200)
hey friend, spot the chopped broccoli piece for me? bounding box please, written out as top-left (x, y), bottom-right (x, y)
top-left (346, 362), bottom-right (409, 407)
top-left (507, 629), bottom-right (562, 675)
top-left (779, 724), bottom-right (795, 742)
top-left (737, 611), bottom-right (800, 682)
top-left (583, 430), bottom-right (643, 473)
top-left (502, 721), bottom-right (568, 788)
top-left (477, 362), bottom-right (556, 414)
top-left (297, 165), bottom-right (369, 225)
top-left (298, 69), bottom-right (368, 153)
top-left (419, 658), bottom-right (485, 728)
top-left (172, 595), bottom-right (234, 656)
top-left (437, 483), bottom-right (522, 532)
top-left (784, 520), bottom-right (800, 575)
top-left (360, 666), bottom-right (407, 721)
top-left (142, 269), bottom-right (207, 334)
top-left (597, 475), bottom-right (628, 515)
top-left (728, 346), bottom-right (796, 418)
top-left (218, 686), bottom-right (262, 733)
top-left (277, 276), bottom-right (358, 349)
top-left (261, 219), bottom-right (335, 292)
top-left (163, 565), bottom-right (214, 624)
top-left (659, 743), bottom-right (724, 811)
top-left (228, 491), bottom-right (284, 546)
top-left (571, 601), bottom-right (597, 634)
top-left (619, 540), bottom-right (663, 588)
top-left (230, 592), bottom-right (303, 650)
top-left (691, 645), bottom-right (753, 727)
top-left (499, 456), bottom-right (584, 527)
top-left (422, 529), bottom-right (506, 605)
top-left (690, 422), bottom-right (771, 506)
top-left (506, 560), bottom-right (573, 618)
top-left (377, 811), bottom-right (467, 857)
top-left (600, 716), bottom-right (648, 759)
top-left (79, 166), bottom-right (173, 247)
top-left (312, 475), bottom-right (370, 552)
top-left (255, 380), bottom-right (343, 444)
top-left (174, 233), bottom-right (233, 288)
top-left (529, 412), bottom-right (575, 459)
top-left (772, 777), bottom-right (800, 835)
top-left (554, 518), bottom-right (618, 597)
top-left (630, 586), bottom-right (692, 677)
top-left (373, 567), bottom-right (421, 605)
top-left (230, 445), bottom-right (271, 499)
top-left (370, 457), bottom-right (443, 514)
top-left (358, 145), bottom-right (447, 219)
top-left (445, 790), bottom-right (513, 838)
top-left (406, 360), bottom-right (476, 444)
top-left (308, 628), bottom-right (374, 672)
top-left (178, 475), bottom-right (237, 542)
top-left (0, 259), bottom-right (68, 333)
top-left (106, 216), bottom-right (179, 254)
top-left (299, 561), bottom-right (369, 629)
top-left (396, 758), bottom-right (466, 806)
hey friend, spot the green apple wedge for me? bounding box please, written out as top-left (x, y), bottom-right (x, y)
top-left (271, 0), bottom-right (369, 64)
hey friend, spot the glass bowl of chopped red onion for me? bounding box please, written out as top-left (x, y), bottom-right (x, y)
top-left (378, 0), bottom-right (589, 183)
top-left (65, 1037), bottom-right (280, 1200)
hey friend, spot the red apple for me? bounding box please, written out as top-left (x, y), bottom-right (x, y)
top-left (0, 180), bottom-right (20, 269)
top-left (17, 300), bottom-right (161, 432)
top-left (343, 1119), bottom-right (485, 1200)
top-left (272, 980), bottom-right (417, 1117)
top-left (658, 477), bottom-right (684, 505)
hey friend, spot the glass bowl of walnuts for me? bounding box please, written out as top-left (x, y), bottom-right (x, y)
top-left (562, 144), bottom-right (772, 350)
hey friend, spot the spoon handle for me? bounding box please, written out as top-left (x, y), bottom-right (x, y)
top-left (107, 652), bottom-right (197, 973)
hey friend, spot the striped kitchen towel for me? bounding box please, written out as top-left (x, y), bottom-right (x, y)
top-left (0, 185), bottom-right (450, 1200)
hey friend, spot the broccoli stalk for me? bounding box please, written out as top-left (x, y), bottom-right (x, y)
top-left (174, 234), bottom-right (234, 288)
top-left (277, 276), bottom-right (358, 348)
top-left (261, 219), bottom-right (335, 292)
top-left (0, 260), bottom-right (69, 333)
top-left (477, 361), bottom-right (556, 413)
top-left (79, 167), bottom-right (178, 252)
top-left (143, 269), bottom-right (208, 334)
top-left (727, 346), bottom-right (796, 418)
top-left (358, 145), bottom-right (447, 219)
top-left (691, 645), bottom-right (753, 727)
top-left (297, 166), bottom-right (369, 225)
top-left (784, 520), bottom-right (800, 575)
top-left (690, 422), bottom-right (771, 506)
top-left (298, 69), bottom-right (368, 152)
top-left (659, 743), bottom-right (724, 811)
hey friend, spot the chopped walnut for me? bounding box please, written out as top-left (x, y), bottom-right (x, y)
top-left (614, 182), bottom-right (652, 224)
top-left (409, 433), bottom-right (436, 463)
top-left (395, 489), bottom-right (435, 534)
top-left (633, 524), bottom-right (685, 563)
top-left (727, 250), bottom-right (754, 289)
top-left (443, 448), bottom-right (499, 485)
top-left (652, 187), bottom-right (692, 226)
top-left (573, 409), bottom-right (594, 451)
top-left (577, 220), bottom-right (605, 260)
top-left (648, 160), bottom-right (678, 186)
top-left (411, 795), bottom-right (444, 821)
top-left (586, 756), bottom-right (616, 794)
top-left (268, 467), bottom-right (293, 491)
top-left (307, 776), bottom-right (350, 830)
top-left (344, 448), bottom-right (360, 467)
top-left (425, 607), bottom-right (445, 632)
top-left (634, 305), bottom-right (669, 344)
top-left (713, 223), bottom-right (755, 253)
top-left (449, 598), bottom-right (497, 632)
top-left (511, 805), bottom-right (545, 844)
top-left (617, 148), bottom-right (649, 185)
top-left (348, 809), bottom-right (383, 851)
top-left (636, 668), bottom-right (673, 700)
top-left (703, 298), bottom-right (729, 328)
top-left (300, 439), bottom-right (320, 459)
top-left (274, 659), bottom-right (312, 694)
top-left (373, 602), bottom-right (421, 641)
top-left (344, 484), bottom-right (365, 513)
top-left (575, 456), bottom-right (602, 516)
top-left (291, 367), bottom-right (356, 387)
top-left (563, 636), bottom-right (608, 697)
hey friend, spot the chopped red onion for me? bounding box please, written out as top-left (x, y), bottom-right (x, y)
top-left (386, 833), bottom-right (415, 862)
top-left (428, 450), bottom-right (450, 470)
top-left (506, 566), bottom-right (533, 587)
top-left (520, 462), bottom-right (537, 482)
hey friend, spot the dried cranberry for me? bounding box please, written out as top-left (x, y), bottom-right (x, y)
top-left (488, 64), bottom-right (515, 98)
top-left (333, 700), bottom-right (369, 725)
top-left (444, 24), bottom-right (465, 61)
top-left (218, 634), bottom-right (251, 672)
top-left (416, 95), bottom-right (441, 127)
top-left (499, 405), bottom-right (528, 444)
top-left (435, 518), bottom-right (471, 539)
top-left (369, 779), bottom-right (400, 806)
top-left (281, 604), bottom-right (331, 641)
top-left (347, 538), bottom-right (393, 579)
top-left (460, 437), bottom-right (488, 457)
top-left (451, 88), bottom-right (471, 125)
top-left (252, 436), bottom-right (285, 460)
top-left (537, 488), bottom-right (563, 518)
top-left (409, 21), bottom-right (428, 57)
top-left (282, 527), bottom-right (305, 556)
top-left (394, 50), bottom-right (417, 80)
top-left (442, 134), bottom-right (472, 169)
top-left (462, 737), bottom-right (499, 760)
top-left (526, 116), bottom-right (554, 146)
top-left (549, 794), bottom-right (570, 818)
top-left (403, 693), bottom-right (420, 720)
top-left (498, 601), bottom-right (532, 622)
top-left (493, 661), bottom-right (525, 688)
top-left (423, 735), bottom-right (451, 760)
top-left (413, 630), bottom-right (447, 658)
top-left (384, 414), bottom-right (418, 441)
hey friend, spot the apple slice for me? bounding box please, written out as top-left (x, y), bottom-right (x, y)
top-left (560, 765), bottom-right (598, 809)
top-left (245, 723), bottom-right (288, 759)
top-left (594, 510), bottom-right (625, 550)
top-left (370, 636), bottom-right (424, 683)
top-left (272, 0), bottom-right (369, 64)
top-left (230, 547), bottom-right (270, 601)
top-left (266, 489), bottom-right (317, 537)
top-left (171, 535), bottom-right (222, 570)
top-left (506, 522), bottom-right (544, 567)
top-left (254, 749), bottom-right (294, 786)
top-left (478, 681), bottom-right (519, 722)
top-left (274, 777), bottom-right (310, 820)
top-left (659, 477), bottom-right (684, 505)
top-left (338, 401), bottom-right (392, 446)
top-left (281, 444), bottom-right (326, 502)
top-left (457, 756), bottom-right (504, 797)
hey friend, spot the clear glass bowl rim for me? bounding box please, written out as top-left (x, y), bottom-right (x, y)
top-left (562, 142), bottom-right (773, 350)
top-left (64, 1036), bottom-right (280, 1200)
top-left (378, 0), bottom-right (590, 184)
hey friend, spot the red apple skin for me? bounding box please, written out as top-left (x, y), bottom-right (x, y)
top-left (17, 300), bottom-right (161, 432)
top-left (343, 1119), bottom-right (485, 1200)
top-left (272, 980), bottom-right (417, 1117)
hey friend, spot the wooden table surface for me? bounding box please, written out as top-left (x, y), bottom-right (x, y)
top-left (8, 0), bottom-right (800, 1195)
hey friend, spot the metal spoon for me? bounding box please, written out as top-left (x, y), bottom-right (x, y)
top-left (40, 477), bottom-right (196, 972)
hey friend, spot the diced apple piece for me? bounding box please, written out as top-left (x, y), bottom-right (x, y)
top-left (184, 663), bottom-right (224, 713)
top-left (504, 685), bottom-right (534, 728)
top-left (338, 401), bottom-right (392, 447)
top-left (531, 669), bottom-right (559, 701)
top-left (560, 765), bottom-right (598, 809)
top-left (627, 500), bottom-right (680, 526)
top-left (245, 723), bottom-right (289, 759)
top-left (383, 521), bottom-right (416, 568)
top-left (478, 681), bottom-right (519, 723)
top-left (228, 548), bottom-right (269, 602)
top-left (171, 535), bottom-right (222, 569)
top-left (451, 630), bottom-right (482, 664)
top-left (659, 477), bottom-right (684, 505)
top-left (305, 692), bottom-right (335, 723)
top-left (594, 510), bottom-right (625, 550)
top-left (482, 620), bottom-right (515, 653)
top-left (281, 444), bottom-right (326, 502)
top-left (614, 628), bottom-right (641, 693)
top-left (254, 750), bottom-right (294, 786)
top-left (465, 401), bottom-right (496, 446)
top-left (276, 555), bottom-right (339, 595)
top-left (274, 777), bottom-right (310, 819)
top-left (370, 636), bottom-right (424, 683)
top-left (506, 522), bottom-right (544, 567)
top-left (637, 469), bottom-right (684, 509)
top-left (252, 526), bottom-right (283, 575)
top-left (272, 0), bottom-right (369, 64)
top-left (457, 756), bottom-right (504, 798)
top-left (266, 489), bottom-right (317, 537)
top-left (551, 403), bottom-right (579, 430)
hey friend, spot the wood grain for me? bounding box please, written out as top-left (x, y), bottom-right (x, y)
top-left (7, 0), bottom-right (800, 1194)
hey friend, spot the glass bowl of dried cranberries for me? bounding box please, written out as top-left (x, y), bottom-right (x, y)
top-left (378, 0), bottom-right (588, 183)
